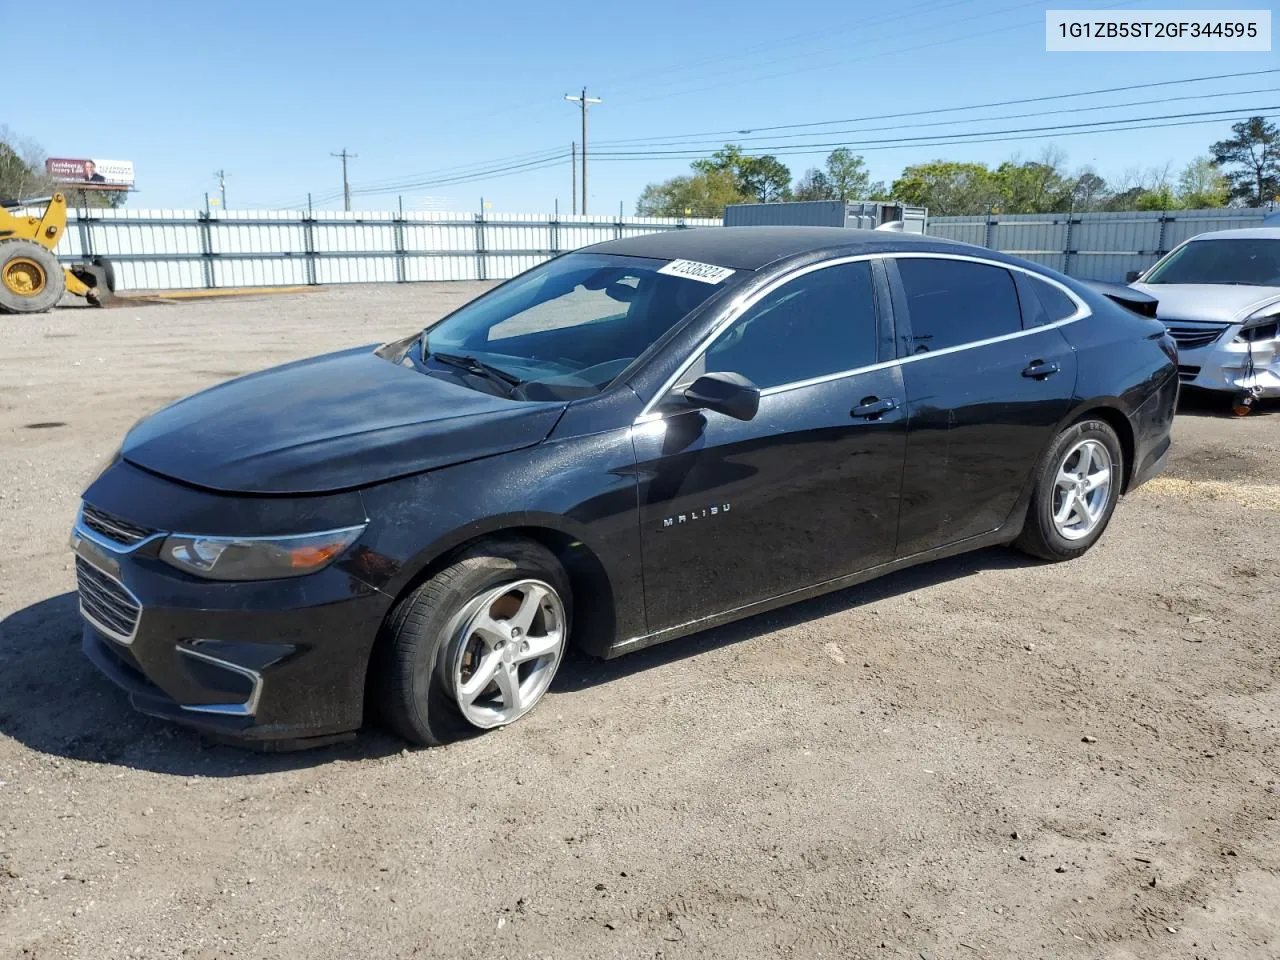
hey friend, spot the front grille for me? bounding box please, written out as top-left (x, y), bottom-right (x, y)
top-left (76, 556), bottom-right (141, 643)
top-left (1177, 364), bottom-right (1201, 383)
top-left (1165, 326), bottom-right (1224, 351)
top-left (81, 503), bottom-right (154, 547)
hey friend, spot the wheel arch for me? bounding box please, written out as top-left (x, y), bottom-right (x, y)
top-left (374, 514), bottom-right (620, 660)
top-left (1060, 399), bottom-right (1137, 493)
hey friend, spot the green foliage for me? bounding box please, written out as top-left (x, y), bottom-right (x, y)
top-left (1210, 117), bottom-right (1280, 207)
top-left (1176, 157), bottom-right (1230, 208)
top-left (1135, 187), bottom-right (1175, 211)
top-left (692, 145), bottom-right (793, 203)
top-left (891, 161), bottom-right (998, 216)
top-left (792, 167), bottom-right (834, 201)
top-left (824, 148), bottom-right (884, 201)
top-left (0, 127), bottom-right (53, 203)
top-left (635, 167), bottom-right (748, 217)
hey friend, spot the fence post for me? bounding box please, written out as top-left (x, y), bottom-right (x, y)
top-left (301, 208), bottom-right (318, 286)
top-left (393, 205), bottom-right (406, 285)
top-left (197, 207), bottom-right (216, 290)
top-left (1156, 211), bottom-right (1171, 258)
top-left (984, 208), bottom-right (997, 249)
top-left (75, 207), bottom-right (95, 262)
top-left (549, 215), bottom-right (559, 255)
top-left (1063, 213), bottom-right (1075, 278)
top-left (474, 210), bottom-right (487, 282)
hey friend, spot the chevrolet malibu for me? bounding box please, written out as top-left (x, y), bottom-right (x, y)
top-left (71, 227), bottom-right (1178, 749)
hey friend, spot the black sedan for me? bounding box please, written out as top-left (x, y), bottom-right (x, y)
top-left (71, 227), bottom-right (1178, 748)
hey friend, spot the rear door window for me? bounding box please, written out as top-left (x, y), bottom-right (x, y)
top-left (895, 257), bottom-right (1022, 353)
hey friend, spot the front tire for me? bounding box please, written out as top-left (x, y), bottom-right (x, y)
top-left (0, 240), bottom-right (66, 314)
top-left (372, 538), bottom-right (571, 746)
top-left (1015, 419), bottom-right (1123, 562)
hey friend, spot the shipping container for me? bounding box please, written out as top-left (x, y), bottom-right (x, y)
top-left (724, 200), bottom-right (928, 233)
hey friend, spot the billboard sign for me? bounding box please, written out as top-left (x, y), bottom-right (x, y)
top-left (46, 158), bottom-right (134, 190)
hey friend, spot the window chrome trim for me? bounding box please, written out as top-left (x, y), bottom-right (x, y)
top-left (177, 646), bottom-right (264, 718)
top-left (634, 250), bottom-right (1092, 421)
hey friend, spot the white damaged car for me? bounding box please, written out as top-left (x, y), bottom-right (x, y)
top-left (1128, 228), bottom-right (1280, 409)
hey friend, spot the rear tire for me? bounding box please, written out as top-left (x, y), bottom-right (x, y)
top-left (0, 240), bottom-right (65, 314)
top-left (371, 538), bottom-right (571, 746)
top-left (1015, 418), bottom-right (1123, 562)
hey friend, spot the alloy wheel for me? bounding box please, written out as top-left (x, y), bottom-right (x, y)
top-left (1052, 438), bottom-right (1113, 541)
top-left (450, 578), bottom-right (566, 728)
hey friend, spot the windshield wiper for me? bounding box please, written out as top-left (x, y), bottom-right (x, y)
top-left (428, 351), bottom-right (524, 392)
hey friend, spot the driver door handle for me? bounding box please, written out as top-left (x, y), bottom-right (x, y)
top-left (1022, 359), bottom-right (1061, 379)
top-left (851, 396), bottom-right (899, 419)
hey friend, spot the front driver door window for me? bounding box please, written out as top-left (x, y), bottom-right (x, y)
top-left (630, 260), bottom-right (909, 637)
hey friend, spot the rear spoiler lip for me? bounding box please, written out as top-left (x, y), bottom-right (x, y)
top-left (1084, 280), bottom-right (1159, 319)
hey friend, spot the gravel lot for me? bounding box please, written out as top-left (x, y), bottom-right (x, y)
top-left (1, 284), bottom-right (1277, 960)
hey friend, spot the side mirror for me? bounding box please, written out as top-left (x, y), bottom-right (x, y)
top-left (1125, 270), bottom-right (1142, 284)
top-left (681, 371), bottom-right (760, 421)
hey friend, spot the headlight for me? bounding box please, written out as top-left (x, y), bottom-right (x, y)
top-left (159, 525), bottom-right (366, 581)
top-left (1236, 307), bottom-right (1280, 343)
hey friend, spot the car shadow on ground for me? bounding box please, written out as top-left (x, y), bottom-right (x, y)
top-left (550, 545), bottom-right (1034, 692)
top-left (1, 547), bottom-right (1033, 777)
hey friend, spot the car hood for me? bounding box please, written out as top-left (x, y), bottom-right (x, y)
top-left (121, 346), bottom-right (568, 494)
top-left (1131, 282), bottom-right (1280, 325)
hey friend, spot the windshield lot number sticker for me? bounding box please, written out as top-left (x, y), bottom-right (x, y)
top-left (658, 259), bottom-right (736, 284)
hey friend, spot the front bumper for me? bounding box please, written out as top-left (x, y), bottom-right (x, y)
top-left (1177, 336), bottom-right (1280, 398)
top-left (71, 466), bottom-right (393, 746)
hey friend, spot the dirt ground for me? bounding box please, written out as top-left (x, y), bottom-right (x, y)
top-left (1, 284), bottom-right (1277, 960)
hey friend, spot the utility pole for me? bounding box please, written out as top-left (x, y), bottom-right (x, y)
top-left (331, 148), bottom-right (357, 212)
top-left (564, 88), bottom-right (601, 215)
top-left (570, 142), bottom-right (577, 216)
top-left (213, 169), bottom-right (227, 208)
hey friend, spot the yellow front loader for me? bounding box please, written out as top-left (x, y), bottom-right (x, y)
top-left (0, 193), bottom-right (114, 314)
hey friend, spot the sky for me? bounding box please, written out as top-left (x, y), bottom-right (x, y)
top-left (3, 0), bottom-right (1276, 213)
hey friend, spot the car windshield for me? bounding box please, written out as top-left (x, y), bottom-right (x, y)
top-left (1144, 238), bottom-right (1280, 287)
top-left (417, 252), bottom-right (742, 400)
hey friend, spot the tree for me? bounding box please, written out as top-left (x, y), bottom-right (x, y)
top-left (824, 148), bottom-right (882, 201)
top-left (1211, 117), bottom-right (1280, 207)
top-left (635, 168), bottom-right (747, 217)
top-left (1070, 170), bottom-right (1108, 211)
top-left (891, 160), bottom-right (998, 216)
top-left (0, 125), bottom-right (54, 203)
top-left (793, 168), bottom-right (834, 201)
top-left (1176, 156), bottom-right (1230, 208)
top-left (991, 149), bottom-right (1075, 213)
top-left (692, 145), bottom-right (792, 203)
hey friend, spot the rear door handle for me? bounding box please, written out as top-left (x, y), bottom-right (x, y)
top-left (1022, 360), bottom-right (1061, 380)
top-left (851, 396), bottom-right (899, 419)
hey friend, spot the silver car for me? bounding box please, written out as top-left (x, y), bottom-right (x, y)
top-left (1128, 228), bottom-right (1280, 401)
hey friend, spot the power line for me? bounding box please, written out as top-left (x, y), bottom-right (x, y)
top-left (595, 67), bottom-right (1280, 147)
top-left (620, 0), bottom-right (1138, 107)
top-left (591, 107), bottom-right (1279, 160)
top-left (595, 85), bottom-right (1280, 153)
top-left (621, 0), bottom-right (1051, 106)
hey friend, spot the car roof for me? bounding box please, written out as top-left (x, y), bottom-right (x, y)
top-left (582, 225), bottom-right (967, 271)
top-left (1187, 227), bottom-right (1280, 241)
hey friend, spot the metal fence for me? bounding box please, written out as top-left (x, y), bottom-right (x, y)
top-left (927, 207), bottom-right (1276, 282)
top-left (45, 208), bottom-right (724, 292)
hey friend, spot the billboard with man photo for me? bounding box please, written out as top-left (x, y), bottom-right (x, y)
top-left (46, 158), bottom-right (134, 190)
